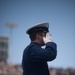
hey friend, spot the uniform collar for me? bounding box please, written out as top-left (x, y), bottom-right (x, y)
top-left (30, 41), bottom-right (40, 46)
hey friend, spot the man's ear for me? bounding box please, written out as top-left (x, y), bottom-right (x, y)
top-left (36, 34), bottom-right (40, 39)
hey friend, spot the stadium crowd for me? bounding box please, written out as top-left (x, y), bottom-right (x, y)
top-left (0, 62), bottom-right (75, 75)
top-left (0, 62), bottom-right (22, 75)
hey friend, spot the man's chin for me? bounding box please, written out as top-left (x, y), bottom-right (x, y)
top-left (41, 43), bottom-right (45, 46)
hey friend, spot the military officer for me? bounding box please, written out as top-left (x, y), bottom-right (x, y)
top-left (22, 22), bottom-right (57, 75)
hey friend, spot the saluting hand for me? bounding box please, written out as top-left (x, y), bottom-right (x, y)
top-left (43, 33), bottom-right (52, 44)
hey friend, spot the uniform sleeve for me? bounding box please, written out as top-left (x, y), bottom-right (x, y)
top-left (30, 42), bottom-right (57, 62)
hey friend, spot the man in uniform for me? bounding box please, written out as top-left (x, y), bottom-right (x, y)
top-left (22, 22), bottom-right (57, 75)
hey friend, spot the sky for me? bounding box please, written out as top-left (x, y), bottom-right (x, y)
top-left (0, 0), bottom-right (75, 69)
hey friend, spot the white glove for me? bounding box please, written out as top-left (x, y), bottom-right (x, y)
top-left (43, 33), bottom-right (52, 44)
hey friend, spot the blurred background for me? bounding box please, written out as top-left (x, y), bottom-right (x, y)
top-left (0, 0), bottom-right (75, 75)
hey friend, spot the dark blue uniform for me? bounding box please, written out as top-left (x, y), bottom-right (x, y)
top-left (22, 42), bottom-right (57, 75)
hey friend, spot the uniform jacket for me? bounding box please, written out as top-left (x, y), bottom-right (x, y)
top-left (22, 42), bottom-right (57, 75)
